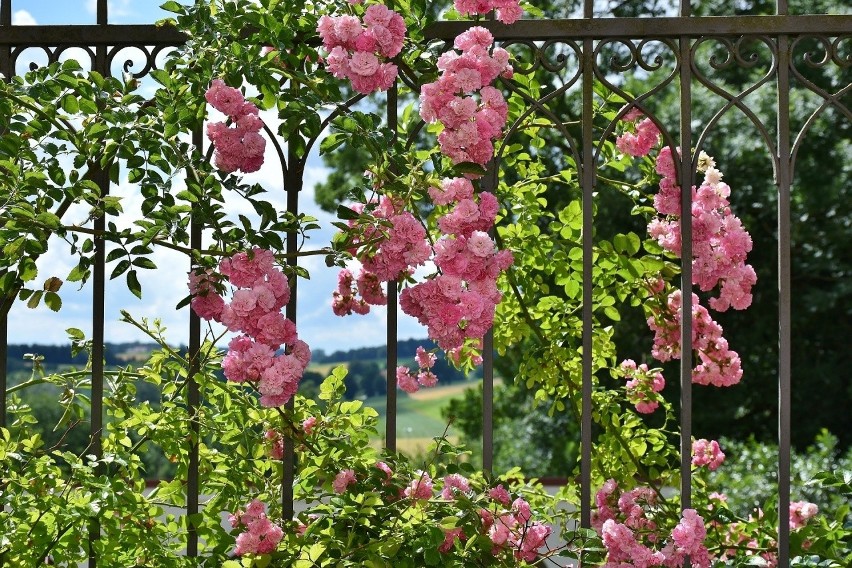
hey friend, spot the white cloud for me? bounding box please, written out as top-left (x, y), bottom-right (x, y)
top-left (12, 10), bottom-right (37, 25)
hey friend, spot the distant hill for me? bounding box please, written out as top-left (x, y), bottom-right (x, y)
top-left (313, 338), bottom-right (440, 364)
top-left (6, 338), bottom-right (481, 384)
top-left (5, 342), bottom-right (164, 373)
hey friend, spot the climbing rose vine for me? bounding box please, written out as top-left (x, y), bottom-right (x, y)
top-left (7, 0), bottom-right (848, 565)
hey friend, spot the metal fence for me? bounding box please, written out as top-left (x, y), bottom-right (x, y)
top-left (2, 0), bottom-right (850, 565)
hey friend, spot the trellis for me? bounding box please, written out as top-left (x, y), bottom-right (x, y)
top-left (2, 0), bottom-right (850, 565)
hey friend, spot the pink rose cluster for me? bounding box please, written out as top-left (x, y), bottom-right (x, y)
top-left (205, 79), bottom-right (266, 173)
top-left (649, 147), bottom-right (757, 312)
top-left (333, 196), bottom-right (432, 316)
top-left (317, 4), bottom-right (405, 94)
top-left (648, 290), bottom-right (743, 387)
top-left (481, 494), bottom-right (552, 562)
top-left (433, 475), bottom-right (551, 561)
top-left (593, 479), bottom-right (713, 567)
top-left (333, 468), bottom-right (357, 493)
top-left (400, 178), bottom-right (513, 351)
top-left (691, 438), bottom-right (725, 471)
top-left (396, 345), bottom-right (439, 393)
top-left (789, 500), bottom-right (818, 530)
top-left (264, 429), bottom-right (285, 460)
top-left (618, 359), bottom-right (665, 414)
top-left (419, 27), bottom-right (513, 167)
top-left (188, 248), bottom-right (311, 407)
top-left (454, 0), bottom-right (524, 24)
top-left (405, 470), bottom-right (435, 500)
top-left (229, 499), bottom-right (284, 556)
top-left (331, 268), bottom-right (371, 316)
top-left (615, 111), bottom-right (661, 158)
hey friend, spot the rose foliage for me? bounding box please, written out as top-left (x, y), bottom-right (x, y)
top-left (0, 0), bottom-right (849, 567)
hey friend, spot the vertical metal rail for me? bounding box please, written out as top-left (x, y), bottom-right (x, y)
top-left (481, 159), bottom-right (498, 474)
top-left (0, 0), bottom-right (9, 79)
top-left (678, 1), bottom-right (694, 542)
top-left (0, 0), bottom-right (12, 438)
top-left (775, 2), bottom-right (792, 564)
top-left (385, 83), bottom-right (398, 453)
top-left (579, 0), bottom-right (595, 531)
top-left (87, 3), bottom-right (109, 565)
top-left (282, 129), bottom-right (303, 523)
top-left (482, 328), bottom-right (494, 473)
top-left (88, 163), bottom-right (108, 567)
top-left (0, 309), bottom-right (6, 429)
top-left (186, 127), bottom-right (203, 558)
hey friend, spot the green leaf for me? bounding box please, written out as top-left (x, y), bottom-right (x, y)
top-left (0, 271), bottom-right (15, 293)
top-left (603, 305), bottom-right (621, 321)
top-left (111, 259), bottom-right (131, 279)
top-left (132, 257), bottom-right (157, 270)
top-left (19, 257), bottom-right (38, 282)
top-left (127, 270), bottom-right (142, 299)
top-left (452, 161), bottom-right (487, 176)
top-left (67, 264), bottom-right (89, 283)
top-left (66, 328), bottom-right (85, 340)
top-left (44, 292), bottom-right (62, 312)
top-left (61, 94), bottom-right (79, 114)
top-left (159, 1), bottom-right (184, 14)
top-left (35, 212), bottom-right (62, 230)
top-left (336, 205), bottom-right (360, 220)
top-left (26, 290), bottom-right (43, 309)
top-left (43, 276), bottom-right (63, 292)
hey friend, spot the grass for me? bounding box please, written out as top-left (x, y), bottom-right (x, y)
top-left (308, 361), bottom-right (501, 457)
top-left (359, 379), bottom-right (489, 456)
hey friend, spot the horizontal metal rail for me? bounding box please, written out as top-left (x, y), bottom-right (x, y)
top-left (425, 14), bottom-right (852, 40)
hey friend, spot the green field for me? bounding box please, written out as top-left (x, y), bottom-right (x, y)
top-left (363, 381), bottom-right (487, 456)
top-left (307, 358), bottom-right (497, 456)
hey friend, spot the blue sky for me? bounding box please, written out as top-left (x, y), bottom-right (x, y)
top-left (7, 1), bottom-right (428, 354)
top-left (10, 0), bottom-right (160, 25)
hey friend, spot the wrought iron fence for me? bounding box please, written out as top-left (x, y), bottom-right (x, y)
top-left (1, 0), bottom-right (850, 565)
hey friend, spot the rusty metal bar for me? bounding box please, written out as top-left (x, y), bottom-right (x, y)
top-left (0, 24), bottom-right (187, 46)
top-left (0, 0), bottom-right (10, 79)
top-left (385, 83), bottom-right (398, 454)
top-left (97, 0), bottom-right (107, 26)
top-left (385, 284), bottom-right (398, 453)
top-left (87, 165), bottom-right (108, 567)
top-left (579, 34), bottom-right (594, 530)
top-left (776, 15), bottom-right (792, 568)
top-left (0, 0), bottom-right (9, 436)
top-left (186, 127), bottom-right (203, 558)
top-left (282, 129), bottom-right (304, 524)
top-left (87, 9), bottom-right (111, 558)
top-left (482, 328), bottom-right (494, 473)
top-left (480, 157), bottom-right (498, 473)
top-left (0, 309), bottom-right (6, 429)
top-left (678, 0), bottom-right (694, 528)
top-left (424, 14), bottom-right (852, 41)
